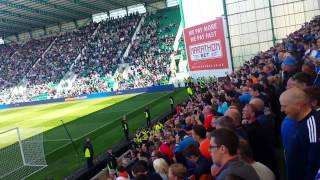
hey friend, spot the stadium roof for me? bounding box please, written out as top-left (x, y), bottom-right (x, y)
top-left (0, 0), bottom-right (161, 37)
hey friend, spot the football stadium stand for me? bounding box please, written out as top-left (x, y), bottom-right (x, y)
top-left (86, 14), bottom-right (320, 180)
top-left (0, 7), bottom-right (181, 105)
top-left (0, 1), bottom-right (320, 180)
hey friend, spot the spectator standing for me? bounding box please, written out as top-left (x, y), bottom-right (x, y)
top-left (279, 88), bottom-right (320, 180)
top-left (210, 128), bottom-right (259, 180)
top-left (249, 98), bottom-right (275, 144)
top-left (153, 158), bottom-right (169, 180)
top-left (191, 125), bottom-right (211, 160)
top-left (238, 140), bottom-right (275, 180)
top-left (217, 95), bottom-right (229, 115)
top-left (241, 104), bottom-right (278, 176)
top-left (224, 108), bottom-right (249, 140)
top-left (203, 106), bottom-right (214, 130)
top-left (132, 160), bottom-right (162, 180)
top-left (168, 163), bottom-right (188, 180)
top-left (183, 144), bottom-right (212, 180)
top-left (106, 149), bottom-right (117, 170)
top-left (304, 86), bottom-right (320, 112)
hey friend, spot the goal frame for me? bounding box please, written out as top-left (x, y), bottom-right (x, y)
top-left (0, 127), bottom-right (47, 180)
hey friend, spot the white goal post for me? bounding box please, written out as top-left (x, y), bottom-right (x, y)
top-left (0, 128), bottom-right (47, 180)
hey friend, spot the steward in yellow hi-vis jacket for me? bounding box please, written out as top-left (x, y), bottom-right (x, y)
top-left (83, 137), bottom-right (94, 168)
top-left (122, 115), bottom-right (129, 140)
top-left (187, 86), bottom-right (193, 97)
top-left (169, 96), bottom-right (174, 110)
top-left (144, 107), bottom-right (151, 127)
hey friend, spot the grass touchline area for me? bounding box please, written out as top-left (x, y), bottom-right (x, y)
top-left (0, 94), bottom-right (137, 149)
top-left (0, 89), bottom-right (188, 180)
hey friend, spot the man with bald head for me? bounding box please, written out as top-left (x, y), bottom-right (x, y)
top-left (224, 108), bottom-right (248, 140)
top-left (250, 98), bottom-right (275, 144)
top-left (279, 88), bottom-right (320, 180)
top-left (281, 73), bottom-right (309, 158)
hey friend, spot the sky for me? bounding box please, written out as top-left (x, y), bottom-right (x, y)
top-left (182, 0), bottom-right (224, 28)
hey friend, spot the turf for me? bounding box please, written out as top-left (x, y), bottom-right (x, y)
top-left (0, 88), bottom-right (187, 179)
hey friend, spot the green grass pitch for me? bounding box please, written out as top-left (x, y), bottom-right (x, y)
top-left (0, 88), bottom-right (187, 179)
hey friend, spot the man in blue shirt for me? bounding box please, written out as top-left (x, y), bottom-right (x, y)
top-left (183, 144), bottom-right (212, 179)
top-left (281, 116), bottom-right (298, 153)
top-left (280, 88), bottom-right (320, 180)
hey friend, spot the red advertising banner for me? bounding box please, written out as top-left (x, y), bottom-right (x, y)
top-left (184, 18), bottom-right (229, 71)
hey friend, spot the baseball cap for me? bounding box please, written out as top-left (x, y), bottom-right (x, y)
top-left (282, 56), bottom-right (297, 65)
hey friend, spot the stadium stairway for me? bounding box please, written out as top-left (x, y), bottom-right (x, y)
top-left (41, 23), bottom-right (102, 97)
top-left (24, 37), bottom-right (58, 79)
top-left (123, 15), bottom-right (145, 60)
top-left (112, 15), bottom-right (146, 90)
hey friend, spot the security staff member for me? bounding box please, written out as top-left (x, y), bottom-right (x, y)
top-left (83, 137), bottom-right (94, 168)
top-left (106, 149), bottom-right (117, 170)
top-left (200, 78), bottom-right (205, 89)
top-left (144, 107), bottom-right (151, 127)
top-left (169, 96), bottom-right (174, 110)
top-left (187, 86), bottom-right (193, 99)
top-left (122, 115), bottom-right (129, 140)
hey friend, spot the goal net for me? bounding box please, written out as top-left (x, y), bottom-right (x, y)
top-left (0, 128), bottom-right (47, 180)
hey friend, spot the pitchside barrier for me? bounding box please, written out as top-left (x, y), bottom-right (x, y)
top-left (0, 85), bottom-right (175, 110)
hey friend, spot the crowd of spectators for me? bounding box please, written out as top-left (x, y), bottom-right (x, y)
top-left (26, 23), bottom-right (98, 85)
top-left (0, 37), bottom-right (55, 89)
top-left (0, 11), bottom-right (178, 104)
top-left (97, 15), bottom-right (320, 180)
top-left (0, 14), bottom-right (140, 103)
top-left (0, 37), bottom-right (56, 103)
top-left (74, 13), bottom-right (140, 77)
top-left (56, 13), bottom-right (141, 97)
top-left (120, 12), bottom-right (177, 90)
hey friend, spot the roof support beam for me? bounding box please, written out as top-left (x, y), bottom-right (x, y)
top-left (29, 0), bottom-right (91, 18)
top-left (43, 26), bottom-right (47, 35)
top-left (0, 25), bottom-right (32, 32)
top-left (0, 0), bottom-right (75, 22)
top-left (0, 10), bottom-right (47, 26)
top-left (131, 0), bottom-right (159, 10)
top-left (100, 0), bottom-right (126, 9)
top-left (0, 18), bottom-right (36, 29)
top-left (70, 0), bottom-right (107, 12)
top-left (0, 23), bottom-right (32, 32)
top-left (0, 27), bottom-right (23, 34)
top-left (16, 34), bottom-right (20, 41)
top-left (29, 31), bottom-right (33, 39)
top-left (74, 19), bottom-right (79, 29)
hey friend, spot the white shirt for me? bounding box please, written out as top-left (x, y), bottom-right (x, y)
top-left (311, 50), bottom-right (318, 58)
top-left (251, 162), bottom-right (276, 180)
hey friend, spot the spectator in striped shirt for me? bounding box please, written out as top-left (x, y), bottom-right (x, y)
top-left (279, 88), bottom-right (320, 180)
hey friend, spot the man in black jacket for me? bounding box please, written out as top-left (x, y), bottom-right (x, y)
top-left (106, 149), bottom-right (117, 170)
top-left (122, 115), bottom-right (129, 140)
top-left (132, 160), bottom-right (162, 180)
top-left (242, 104), bottom-right (278, 177)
